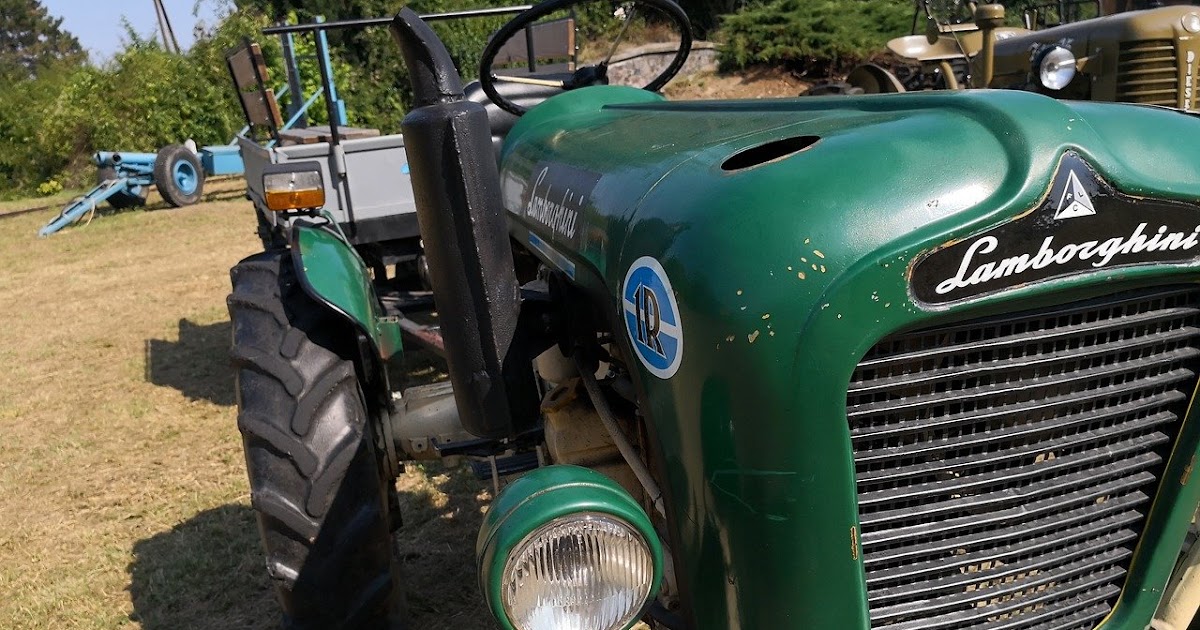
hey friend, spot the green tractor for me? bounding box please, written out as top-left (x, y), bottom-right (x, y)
top-left (848, 0), bottom-right (1200, 110)
top-left (227, 0), bottom-right (1200, 628)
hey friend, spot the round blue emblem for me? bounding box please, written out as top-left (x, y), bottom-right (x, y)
top-left (622, 256), bottom-right (683, 379)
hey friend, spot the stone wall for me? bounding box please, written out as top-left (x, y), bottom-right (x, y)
top-left (606, 41), bottom-right (718, 86)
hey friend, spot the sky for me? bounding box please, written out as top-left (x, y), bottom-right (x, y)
top-left (42, 0), bottom-right (228, 62)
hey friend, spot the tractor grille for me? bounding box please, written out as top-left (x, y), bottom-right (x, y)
top-left (847, 286), bottom-right (1200, 630)
top-left (1116, 40), bottom-right (1179, 107)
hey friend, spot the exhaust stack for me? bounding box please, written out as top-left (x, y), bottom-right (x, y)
top-left (389, 8), bottom-right (537, 439)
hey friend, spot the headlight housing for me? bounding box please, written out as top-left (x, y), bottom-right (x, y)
top-left (478, 465), bottom-right (663, 630)
top-left (1037, 46), bottom-right (1077, 91)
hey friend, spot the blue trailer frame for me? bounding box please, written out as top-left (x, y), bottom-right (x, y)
top-left (39, 28), bottom-right (339, 237)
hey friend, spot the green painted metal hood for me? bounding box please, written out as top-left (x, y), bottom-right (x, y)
top-left (503, 87), bottom-right (1200, 296)
top-left (499, 86), bottom-right (1200, 628)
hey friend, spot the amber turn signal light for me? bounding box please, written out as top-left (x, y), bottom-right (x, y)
top-left (263, 163), bottom-right (325, 212)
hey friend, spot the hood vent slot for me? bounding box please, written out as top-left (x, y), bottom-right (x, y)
top-left (721, 135), bottom-right (819, 171)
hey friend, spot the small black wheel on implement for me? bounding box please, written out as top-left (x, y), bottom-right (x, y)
top-left (96, 166), bottom-right (148, 209)
top-left (228, 250), bottom-right (405, 630)
top-left (153, 144), bottom-right (205, 207)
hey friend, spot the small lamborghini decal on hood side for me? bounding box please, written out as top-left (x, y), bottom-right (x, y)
top-left (518, 162), bottom-right (601, 248)
top-left (910, 152), bottom-right (1200, 306)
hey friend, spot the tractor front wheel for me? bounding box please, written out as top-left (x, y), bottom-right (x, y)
top-left (154, 144), bottom-right (205, 207)
top-left (228, 250), bottom-right (404, 630)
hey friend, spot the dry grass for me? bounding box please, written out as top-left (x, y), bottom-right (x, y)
top-left (0, 65), bottom-right (790, 623)
top-left (0, 179), bottom-right (493, 629)
top-left (664, 66), bottom-right (812, 101)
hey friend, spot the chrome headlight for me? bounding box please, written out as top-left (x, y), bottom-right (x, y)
top-left (477, 465), bottom-right (663, 630)
top-left (1038, 46), bottom-right (1077, 91)
top-left (1183, 12), bottom-right (1200, 34)
top-left (503, 513), bottom-right (655, 630)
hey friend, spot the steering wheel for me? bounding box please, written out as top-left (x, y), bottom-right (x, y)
top-left (478, 0), bottom-right (693, 116)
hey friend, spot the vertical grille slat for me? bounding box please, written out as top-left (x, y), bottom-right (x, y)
top-left (849, 287), bottom-right (1200, 629)
top-left (1116, 40), bottom-right (1179, 106)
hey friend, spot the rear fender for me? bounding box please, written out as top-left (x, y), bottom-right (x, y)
top-left (289, 222), bottom-right (403, 401)
top-left (845, 63), bottom-right (908, 94)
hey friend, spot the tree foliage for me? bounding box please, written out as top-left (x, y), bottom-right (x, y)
top-left (0, 0), bottom-right (926, 197)
top-left (0, 0), bottom-right (84, 81)
top-left (0, 7), bottom-right (277, 195)
top-left (233, 0), bottom-right (522, 130)
top-left (720, 0), bottom-right (912, 74)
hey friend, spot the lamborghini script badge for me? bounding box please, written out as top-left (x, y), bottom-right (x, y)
top-left (910, 152), bottom-right (1200, 306)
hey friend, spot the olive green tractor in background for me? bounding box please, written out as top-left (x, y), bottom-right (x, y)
top-left (846, 0), bottom-right (1200, 110)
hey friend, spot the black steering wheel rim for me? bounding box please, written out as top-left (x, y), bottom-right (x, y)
top-left (478, 0), bottom-right (693, 116)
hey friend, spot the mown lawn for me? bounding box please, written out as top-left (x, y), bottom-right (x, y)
top-left (0, 180), bottom-right (493, 630)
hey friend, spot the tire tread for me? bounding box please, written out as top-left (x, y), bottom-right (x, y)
top-left (228, 250), bottom-right (400, 630)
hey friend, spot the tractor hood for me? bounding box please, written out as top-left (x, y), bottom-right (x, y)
top-left (991, 5), bottom-right (1200, 107)
top-left (500, 86), bottom-right (1200, 305)
top-left (498, 86), bottom-right (1200, 628)
top-left (996, 4), bottom-right (1200, 52)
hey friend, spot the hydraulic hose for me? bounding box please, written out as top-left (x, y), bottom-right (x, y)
top-left (575, 359), bottom-right (666, 518)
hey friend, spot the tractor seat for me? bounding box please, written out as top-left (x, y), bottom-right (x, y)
top-left (888, 34), bottom-right (975, 62)
top-left (887, 26), bottom-right (1030, 63)
top-left (464, 76), bottom-right (572, 155)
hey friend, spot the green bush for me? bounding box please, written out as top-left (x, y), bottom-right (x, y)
top-left (0, 8), bottom-right (282, 197)
top-left (0, 0), bottom-right (920, 197)
top-left (0, 58), bottom-right (76, 195)
top-left (0, 0), bottom-right (509, 196)
top-left (720, 0), bottom-right (912, 74)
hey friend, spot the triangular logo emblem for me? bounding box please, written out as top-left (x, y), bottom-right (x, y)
top-left (1053, 170), bottom-right (1097, 219)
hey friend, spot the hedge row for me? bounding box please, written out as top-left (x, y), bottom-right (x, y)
top-left (2, 0), bottom-right (920, 197)
top-left (719, 0), bottom-right (912, 73)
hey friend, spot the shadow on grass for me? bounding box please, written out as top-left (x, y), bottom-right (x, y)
top-left (128, 504), bottom-right (276, 630)
top-left (128, 465), bottom-right (494, 630)
top-left (0, 203), bottom-right (60, 221)
top-left (200, 186), bottom-right (247, 204)
top-left (145, 318), bottom-right (234, 406)
top-left (394, 463), bottom-right (494, 629)
top-left (139, 187), bottom-right (245, 212)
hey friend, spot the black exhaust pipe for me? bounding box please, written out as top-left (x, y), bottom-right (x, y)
top-left (390, 8), bottom-right (537, 439)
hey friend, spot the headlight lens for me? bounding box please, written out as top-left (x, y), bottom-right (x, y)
top-left (1038, 46), bottom-right (1077, 90)
top-left (1183, 12), bottom-right (1200, 34)
top-left (502, 513), bottom-right (655, 630)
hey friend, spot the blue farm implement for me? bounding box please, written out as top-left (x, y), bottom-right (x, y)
top-left (39, 26), bottom-right (335, 237)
